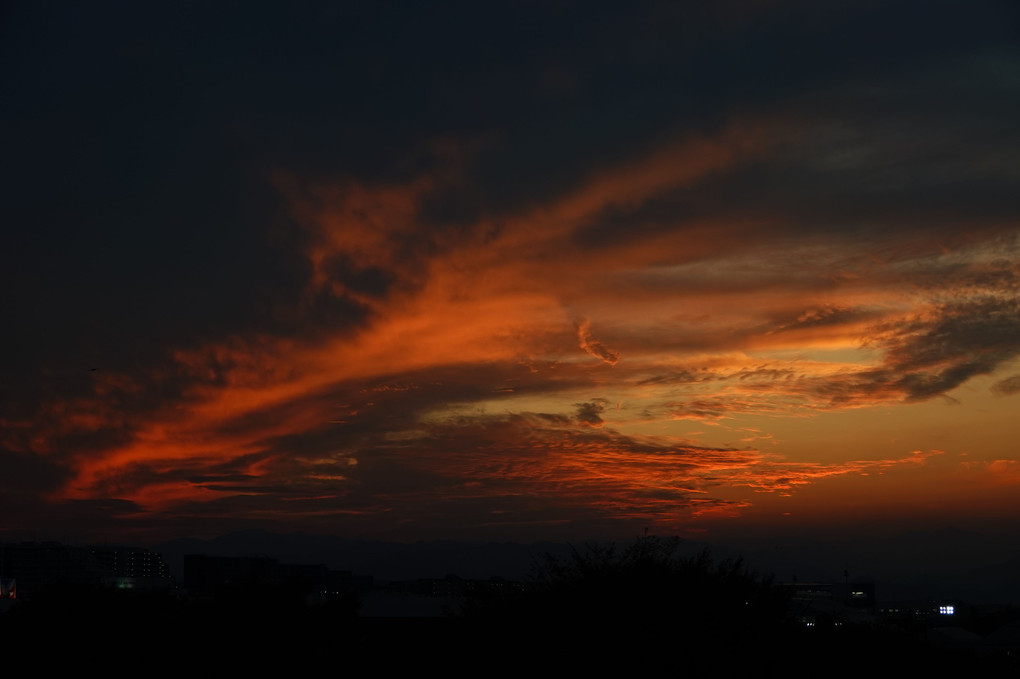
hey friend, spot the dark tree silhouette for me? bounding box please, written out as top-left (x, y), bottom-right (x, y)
top-left (462, 535), bottom-right (792, 672)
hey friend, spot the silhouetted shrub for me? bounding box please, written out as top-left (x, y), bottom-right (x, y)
top-left (461, 535), bottom-right (792, 671)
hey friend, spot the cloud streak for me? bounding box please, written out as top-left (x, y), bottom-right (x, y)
top-left (577, 319), bottom-right (620, 365)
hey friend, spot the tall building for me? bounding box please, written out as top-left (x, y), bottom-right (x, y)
top-left (0, 542), bottom-right (174, 597)
top-left (88, 545), bottom-right (173, 589)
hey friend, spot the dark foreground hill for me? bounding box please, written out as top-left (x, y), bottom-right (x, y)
top-left (4, 536), bottom-right (1017, 676)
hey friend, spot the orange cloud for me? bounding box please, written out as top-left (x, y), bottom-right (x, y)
top-left (577, 318), bottom-right (620, 365)
top-left (14, 114), bottom-right (1018, 542)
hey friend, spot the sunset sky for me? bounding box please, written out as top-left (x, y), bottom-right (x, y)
top-left (3, 0), bottom-right (1020, 546)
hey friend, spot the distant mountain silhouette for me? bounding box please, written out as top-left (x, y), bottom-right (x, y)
top-left (154, 527), bottom-right (1020, 603)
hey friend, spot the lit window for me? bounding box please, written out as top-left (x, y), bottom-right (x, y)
top-left (939, 605), bottom-right (954, 615)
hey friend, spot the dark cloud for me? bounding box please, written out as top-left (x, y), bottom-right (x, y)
top-left (5, 0), bottom-right (1016, 382)
top-left (0, 445), bottom-right (71, 518)
top-left (758, 291), bottom-right (1020, 408)
top-left (991, 375), bottom-right (1020, 396)
top-left (574, 399), bottom-right (610, 427)
top-left (879, 295), bottom-right (1020, 401)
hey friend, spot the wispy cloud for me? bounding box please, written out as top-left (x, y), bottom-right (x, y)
top-left (4, 0), bottom-right (1019, 540)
